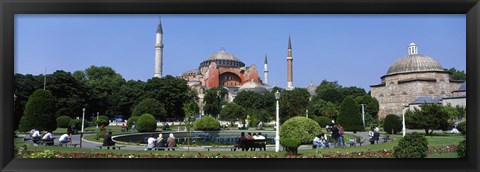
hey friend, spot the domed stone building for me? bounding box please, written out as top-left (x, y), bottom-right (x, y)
top-left (370, 43), bottom-right (464, 119)
top-left (178, 48), bottom-right (268, 113)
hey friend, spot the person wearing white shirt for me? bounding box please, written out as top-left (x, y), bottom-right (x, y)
top-left (59, 133), bottom-right (70, 143)
top-left (146, 134), bottom-right (157, 150)
top-left (256, 132), bottom-right (266, 140)
top-left (42, 131), bottom-right (53, 141)
top-left (252, 133), bottom-right (259, 140)
top-left (32, 130), bottom-right (41, 138)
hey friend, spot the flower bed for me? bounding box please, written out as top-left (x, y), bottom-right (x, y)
top-left (18, 145), bottom-right (458, 159)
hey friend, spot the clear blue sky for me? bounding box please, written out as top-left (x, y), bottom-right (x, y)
top-left (15, 14), bottom-right (466, 91)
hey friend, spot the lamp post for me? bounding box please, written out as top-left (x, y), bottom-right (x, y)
top-left (96, 112), bottom-right (99, 128)
top-left (402, 110), bottom-right (406, 137)
top-left (13, 94), bottom-right (17, 112)
top-left (360, 104), bottom-right (365, 129)
top-left (81, 108), bottom-right (85, 133)
top-left (275, 90), bottom-right (280, 152)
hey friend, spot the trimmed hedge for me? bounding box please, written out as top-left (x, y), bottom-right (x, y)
top-left (313, 116), bottom-right (331, 128)
top-left (127, 116), bottom-right (139, 129)
top-left (56, 116), bottom-right (73, 128)
top-left (193, 116), bottom-right (221, 131)
top-left (393, 132), bottom-right (428, 158)
top-left (281, 138), bottom-right (301, 155)
top-left (136, 114), bottom-right (157, 132)
top-left (18, 89), bottom-right (57, 132)
top-left (93, 116), bottom-right (110, 127)
top-left (280, 116), bottom-right (321, 144)
top-left (383, 114), bottom-right (402, 134)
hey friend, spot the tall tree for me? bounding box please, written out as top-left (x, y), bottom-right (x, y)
top-left (114, 80), bottom-right (146, 118)
top-left (279, 88), bottom-right (310, 123)
top-left (337, 96), bottom-right (363, 131)
top-left (315, 80), bottom-right (344, 104)
top-left (444, 67), bottom-right (466, 81)
top-left (143, 75), bottom-right (191, 120)
top-left (203, 87), bottom-right (228, 116)
top-left (48, 70), bottom-right (89, 118)
top-left (307, 97), bottom-right (338, 118)
top-left (83, 65), bottom-right (126, 117)
top-left (220, 102), bottom-right (246, 126)
top-left (354, 94), bottom-right (380, 119)
top-left (14, 73), bottom-right (43, 130)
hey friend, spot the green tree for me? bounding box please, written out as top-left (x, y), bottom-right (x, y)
top-left (354, 94), bottom-right (380, 119)
top-left (18, 89), bottom-right (57, 132)
top-left (279, 88), bottom-right (310, 123)
top-left (337, 96), bottom-right (363, 131)
top-left (203, 87), bottom-right (228, 116)
top-left (143, 75), bottom-right (191, 120)
top-left (220, 102), bottom-right (246, 126)
top-left (280, 117), bottom-right (321, 144)
top-left (307, 98), bottom-right (338, 118)
top-left (405, 103), bottom-right (451, 135)
top-left (49, 70), bottom-right (89, 118)
top-left (114, 80), bottom-right (146, 119)
top-left (83, 65), bottom-right (126, 117)
top-left (383, 114), bottom-right (402, 134)
top-left (132, 98), bottom-right (167, 119)
top-left (136, 114), bottom-right (157, 132)
top-left (14, 73), bottom-right (43, 130)
top-left (315, 80), bottom-right (344, 104)
top-left (393, 132), bottom-right (428, 158)
top-left (444, 67), bottom-right (466, 81)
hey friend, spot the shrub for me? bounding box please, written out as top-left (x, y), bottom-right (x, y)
top-left (337, 96), bottom-right (363, 131)
top-left (193, 116), bottom-right (221, 131)
top-left (383, 114), bottom-right (402, 134)
top-left (56, 116), bottom-right (73, 128)
top-left (69, 119), bottom-right (86, 131)
top-left (18, 89), bottom-right (57, 132)
top-left (95, 130), bottom-right (107, 141)
top-left (29, 150), bottom-right (57, 158)
top-left (457, 121), bottom-right (466, 135)
top-left (281, 138), bottom-right (301, 155)
top-left (127, 116), bottom-right (139, 129)
top-left (393, 132), bottom-right (428, 158)
top-left (132, 98), bottom-right (166, 119)
top-left (280, 116), bottom-right (321, 144)
top-left (457, 139), bottom-right (466, 158)
top-left (313, 116), bottom-right (331, 128)
top-left (136, 114), bottom-right (157, 132)
top-left (93, 116), bottom-right (110, 127)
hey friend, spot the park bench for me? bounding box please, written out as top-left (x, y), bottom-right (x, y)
top-left (37, 139), bottom-right (55, 146)
top-left (231, 139), bottom-right (267, 151)
top-left (382, 135), bottom-right (391, 142)
top-left (96, 145), bottom-right (126, 150)
top-left (349, 138), bottom-right (366, 147)
top-left (59, 143), bottom-right (79, 148)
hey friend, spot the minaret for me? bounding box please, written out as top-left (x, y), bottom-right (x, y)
top-left (286, 36), bottom-right (294, 90)
top-left (408, 42), bottom-right (418, 55)
top-left (154, 18), bottom-right (164, 78)
top-left (263, 54), bottom-right (268, 85)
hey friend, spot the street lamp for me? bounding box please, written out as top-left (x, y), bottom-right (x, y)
top-left (81, 108), bottom-right (85, 133)
top-left (96, 112), bottom-right (99, 128)
top-left (360, 104), bottom-right (365, 129)
top-left (402, 107), bottom-right (406, 137)
top-left (275, 90), bottom-right (280, 152)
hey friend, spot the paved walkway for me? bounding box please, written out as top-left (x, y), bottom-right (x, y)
top-left (20, 131), bottom-right (385, 152)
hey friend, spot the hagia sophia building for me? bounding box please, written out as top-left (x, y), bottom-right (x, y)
top-left (153, 19), bottom-right (466, 119)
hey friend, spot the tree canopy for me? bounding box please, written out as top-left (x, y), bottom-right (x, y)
top-left (405, 103), bottom-right (451, 135)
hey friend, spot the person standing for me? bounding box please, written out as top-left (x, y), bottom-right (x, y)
top-left (368, 126), bottom-right (375, 144)
top-left (338, 125), bottom-right (345, 146)
top-left (331, 124), bottom-right (340, 148)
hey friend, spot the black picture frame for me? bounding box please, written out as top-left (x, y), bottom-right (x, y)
top-left (1, 0), bottom-right (479, 172)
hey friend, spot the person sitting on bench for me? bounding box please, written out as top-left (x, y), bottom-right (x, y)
top-left (42, 131), bottom-right (53, 141)
top-left (145, 133), bottom-right (157, 150)
top-left (59, 132), bottom-right (71, 144)
top-left (256, 133), bottom-right (265, 140)
top-left (156, 134), bottom-right (167, 150)
top-left (167, 133), bottom-right (176, 151)
top-left (103, 131), bottom-right (116, 147)
top-left (31, 129), bottom-right (41, 143)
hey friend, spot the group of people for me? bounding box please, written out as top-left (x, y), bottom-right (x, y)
top-left (145, 133), bottom-right (177, 151)
top-left (322, 124), bottom-right (346, 148)
top-left (368, 126), bottom-right (380, 144)
top-left (234, 132), bottom-right (265, 151)
top-left (30, 128), bottom-right (72, 145)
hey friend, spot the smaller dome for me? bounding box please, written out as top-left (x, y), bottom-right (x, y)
top-left (181, 69), bottom-right (200, 76)
top-left (239, 80), bottom-right (268, 93)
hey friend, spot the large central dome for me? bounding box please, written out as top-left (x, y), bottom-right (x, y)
top-left (386, 43), bottom-right (443, 76)
top-left (199, 48), bottom-right (245, 68)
